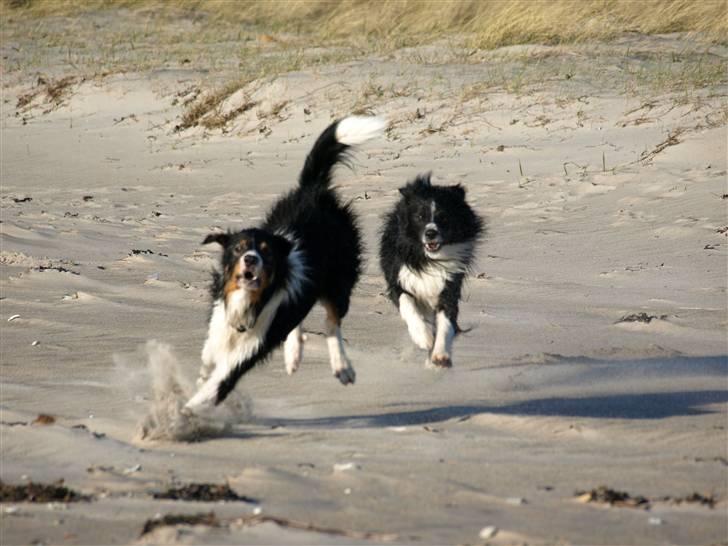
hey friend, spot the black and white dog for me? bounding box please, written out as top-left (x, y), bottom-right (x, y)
top-left (185, 115), bottom-right (385, 412)
top-left (379, 174), bottom-right (483, 368)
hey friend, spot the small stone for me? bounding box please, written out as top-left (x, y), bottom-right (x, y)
top-left (253, 506), bottom-right (262, 515)
top-left (31, 340), bottom-right (40, 346)
top-left (506, 497), bottom-right (526, 505)
top-left (648, 517), bottom-right (663, 526)
top-left (479, 526), bottom-right (498, 539)
top-left (4, 506), bottom-right (19, 514)
top-left (333, 462), bottom-right (359, 472)
top-left (344, 488), bottom-right (352, 495)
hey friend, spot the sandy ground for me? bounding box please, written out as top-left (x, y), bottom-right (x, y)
top-left (1, 23), bottom-right (727, 545)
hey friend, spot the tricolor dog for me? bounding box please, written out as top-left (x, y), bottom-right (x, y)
top-left (379, 174), bottom-right (483, 368)
top-left (185, 116), bottom-right (385, 412)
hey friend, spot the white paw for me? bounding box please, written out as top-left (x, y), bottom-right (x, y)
top-left (408, 321), bottom-right (434, 351)
top-left (184, 381), bottom-right (218, 414)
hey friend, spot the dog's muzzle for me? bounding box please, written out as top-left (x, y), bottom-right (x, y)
top-left (423, 225), bottom-right (442, 253)
top-left (238, 251), bottom-right (262, 289)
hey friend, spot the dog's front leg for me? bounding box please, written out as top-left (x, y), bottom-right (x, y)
top-left (186, 332), bottom-right (265, 413)
top-left (399, 293), bottom-right (434, 351)
top-left (429, 275), bottom-right (463, 368)
top-left (430, 310), bottom-right (456, 368)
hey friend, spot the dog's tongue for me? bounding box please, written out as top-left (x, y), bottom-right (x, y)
top-left (426, 242), bottom-right (440, 251)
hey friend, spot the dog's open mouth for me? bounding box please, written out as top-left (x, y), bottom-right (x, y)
top-left (424, 242), bottom-right (441, 253)
top-left (238, 270), bottom-right (261, 289)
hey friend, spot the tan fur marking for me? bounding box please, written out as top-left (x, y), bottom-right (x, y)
top-left (224, 261), bottom-right (244, 301)
top-left (322, 300), bottom-right (340, 328)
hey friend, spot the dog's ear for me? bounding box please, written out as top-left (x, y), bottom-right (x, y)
top-left (451, 183), bottom-right (466, 199)
top-left (399, 172), bottom-right (432, 197)
top-left (417, 172), bottom-right (432, 188)
top-left (202, 232), bottom-right (230, 247)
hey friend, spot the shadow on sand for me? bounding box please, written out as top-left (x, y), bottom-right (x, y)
top-left (255, 355), bottom-right (728, 429)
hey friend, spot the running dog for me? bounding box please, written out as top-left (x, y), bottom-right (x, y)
top-left (379, 173), bottom-right (483, 368)
top-left (185, 116), bottom-right (385, 412)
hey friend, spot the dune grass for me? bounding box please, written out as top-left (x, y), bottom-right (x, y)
top-left (5, 0), bottom-right (727, 48)
top-left (4, 0), bottom-right (725, 131)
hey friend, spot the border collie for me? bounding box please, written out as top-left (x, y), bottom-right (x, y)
top-left (184, 115), bottom-right (385, 412)
top-left (379, 174), bottom-right (483, 368)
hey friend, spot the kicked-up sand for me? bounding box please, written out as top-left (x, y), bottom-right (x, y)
top-left (1, 12), bottom-right (727, 545)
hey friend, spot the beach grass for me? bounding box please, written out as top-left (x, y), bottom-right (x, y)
top-left (5, 0), bottom-right (727, 48)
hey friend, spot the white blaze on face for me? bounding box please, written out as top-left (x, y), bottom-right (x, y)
top-left (423, 200), bottom-right (444, 256)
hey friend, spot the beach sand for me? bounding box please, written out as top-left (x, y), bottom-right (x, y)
top-left (1, 19), bottom-right (727, 545)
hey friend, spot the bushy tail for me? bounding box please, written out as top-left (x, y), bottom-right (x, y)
top-left (298, 115), bottom-right (386, 189)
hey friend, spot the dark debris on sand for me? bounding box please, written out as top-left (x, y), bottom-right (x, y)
top-left (140, 512), bottom-right (219, 536)
top-left (0, 480), bottom-right (89, 503)
top-left (577, 486), bottom-right (718, 509)
top-left (576, 486), bottom-right (649, 508)
top-left (660, 492), bottom-right (717, 508)
top-left (615, 312), bottom-right (667, 324)
top-left (153, 483), bottom-right (256, 503)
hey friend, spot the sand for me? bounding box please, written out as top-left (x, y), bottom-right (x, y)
top-left (1, 23), bottom-right (727, 546)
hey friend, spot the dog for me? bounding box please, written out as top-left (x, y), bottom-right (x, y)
top-left (184, 115), bottom-right (385, 412)
top-left (379, 173), bottom-right (483, 368)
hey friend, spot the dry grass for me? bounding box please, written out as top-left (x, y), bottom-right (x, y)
top-left (5, 0), bottom-right (727, 48)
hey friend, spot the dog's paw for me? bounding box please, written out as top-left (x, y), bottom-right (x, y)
top-left (429, 353), bottom-right (453, 369)
top-left (184, 382), bottom-right (218, 414)
top-left (334, 365), bottom-right (356, 385)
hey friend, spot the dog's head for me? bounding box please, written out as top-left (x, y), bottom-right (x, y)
top-left (203, 228), bottom-right (293, 326)
top-left (398, 173), bottom-right (483, 260)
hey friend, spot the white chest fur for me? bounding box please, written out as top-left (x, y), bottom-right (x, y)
top-left (398, 264), bottom-right (450, 309)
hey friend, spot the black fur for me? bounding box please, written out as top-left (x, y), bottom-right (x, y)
top-left (201, 120), bottom-right (365, 405)
top-left (379, 173), bottom-right (483, 357)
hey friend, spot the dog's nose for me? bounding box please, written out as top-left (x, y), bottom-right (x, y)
top-left (243, 254), bottom-right (259, 267)
top-left (424, 228), bottom-right (439, 241)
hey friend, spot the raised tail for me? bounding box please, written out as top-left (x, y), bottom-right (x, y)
top-left (298, 115), bottom-right (386, 190)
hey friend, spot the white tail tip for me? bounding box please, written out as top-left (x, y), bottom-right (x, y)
top-left (335, 115), bottom-right (387, 146)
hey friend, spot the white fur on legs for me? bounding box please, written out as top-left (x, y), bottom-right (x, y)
top-left (430, 310), bottom-right (455, 368)
top-left (186, 290), bottom-right (284, 413)
top-left (284, 325), bottom-right (304, 375)
top-left (399, 293), bottom-right (434, 351)
top-left (185, 356), bottom-right (235, 413)
top-left (326, 326), bottom-right (355, 385)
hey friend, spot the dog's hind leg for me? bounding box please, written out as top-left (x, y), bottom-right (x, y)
top-left (284, 325), bottom-right (304, 375)
top-left (322, 300), bottom-right (356, 385)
